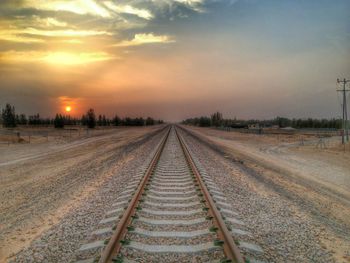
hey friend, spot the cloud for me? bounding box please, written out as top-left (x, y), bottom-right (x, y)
top-left (150, 0), bottom-right (207, 14)
top-left (22, 27), bottom-right (110, 37)
top-left (103, 2), bottom-right (154, 20)
top-left (60, 39), bottom-right (83, 44)
top-left (0, 0), bottom-right (197, 65)
top-left (0, 0), bottom-right (208, 47)
top-left (33, 17), bottom-right (68, 27)
top-left (0, 27), bottom-right (111, 43)
top-left (0, 51), bottom-right (115, 65)
top-left (174, 0), bottom-right (206, 12)
top-left (0, 33), bottom-right (44, 43)
top-left (113, 33), bottom-right (174, 47)
top-left (23, 0), bottom-right (111, 18)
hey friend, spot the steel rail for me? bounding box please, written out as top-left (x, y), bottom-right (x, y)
top-left (98, 126), bottom-right (171, 263)
top-left (175, 127), bottom-right (245, 263)
top-left (99, 125), bottom-right (244, 262)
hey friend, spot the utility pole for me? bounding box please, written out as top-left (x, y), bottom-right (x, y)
top-left (337, 78), bottom-right (350, 144)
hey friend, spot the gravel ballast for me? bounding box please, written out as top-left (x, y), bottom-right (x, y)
top-left (178, 126), bottom-right (336, 263)
top-left (10, 127), bottom-right (167, 263)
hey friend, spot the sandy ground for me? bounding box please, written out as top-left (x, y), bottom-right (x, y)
top-left (0, 126), bottom-right (164, 262)
top-left (183, 126), bottom-right (350, 262)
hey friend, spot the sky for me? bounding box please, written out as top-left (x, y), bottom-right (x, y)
top-left (0, 0), bottom-right (349, 121)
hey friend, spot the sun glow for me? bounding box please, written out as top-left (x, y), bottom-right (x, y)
top-left (65, 106), bottom-right (72, 112)
top-left (44, 52), bottom-right (114, 65)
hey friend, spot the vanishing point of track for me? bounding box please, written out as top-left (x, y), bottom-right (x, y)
top-left (98, 126), bottom-right (244, 263)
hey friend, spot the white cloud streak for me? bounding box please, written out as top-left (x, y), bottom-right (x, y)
top-left (0, 28), bottom-right (110, 43)
top-left (23, 0), bottom-right (111, 18)
top-left (103, 2), bottom-right (154, 20)
top-left (113, 33), bottom-right (174, 47)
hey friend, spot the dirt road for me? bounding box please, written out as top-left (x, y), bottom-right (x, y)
top-left (0, 126), bottom-right (164, 262)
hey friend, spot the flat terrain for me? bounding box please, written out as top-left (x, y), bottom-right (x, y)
top-left (183, 126), bottom-right (350, 262)
top-left (187, 127), bottom-right (350, 196)
top-left (0, 126), bottom-right (164, 262)
top-left (2, 124), bottom-right (350, 262)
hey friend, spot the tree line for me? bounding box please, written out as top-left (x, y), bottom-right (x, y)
top-left (1, 103), bottom-right (163, 128)
top-left (182, 112), bottom-right (342, 129)
top-left (182, 112), bottom-right (223, 127)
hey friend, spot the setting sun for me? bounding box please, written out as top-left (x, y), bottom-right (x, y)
top-left (0, 1), bottom-right (349, 262)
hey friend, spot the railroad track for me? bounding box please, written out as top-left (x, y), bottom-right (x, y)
top-left (76, 125), bottom-right (264, 263)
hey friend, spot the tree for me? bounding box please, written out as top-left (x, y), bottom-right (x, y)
top-left (211, 112), bottom-right (223, 127)
top-left (102, 115), bottom-right (107, 126)
top-left (146, 117), bottom-right (154, 126)
top-left (54, 114), bottom-right (64, 128)
top-left (199, 116), bottom-right (211, 127)
top-left (124, 117), bottom-right (132, 126)
top-left (19, 114), bottom-right (27, 125)
top-left (28, 114), bottom-right (41, 125)
top-left (113, 115), bottom-right (121, 126)
top-left (136, 117), bottom-right (144, 126)
top-left (274, 116), bottom-right (291, 128)
top-left (81, 114), bottom-right (87, 126)
top-left (86, 108), bottom-right (96, 128)
top-left (98, 114), bottom-right (102, 126)
top-left (1, 103), bottom-right (16, 127)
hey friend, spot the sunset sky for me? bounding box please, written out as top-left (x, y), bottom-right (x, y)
top-left (0, 0), bottom-right (349, 121)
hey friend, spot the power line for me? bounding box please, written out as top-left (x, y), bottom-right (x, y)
top-left (337, 78), bottom-right (350, 144)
